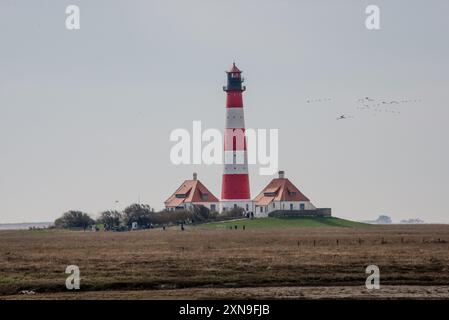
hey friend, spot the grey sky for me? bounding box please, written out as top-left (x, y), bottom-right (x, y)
top-left (1, 0), bottom-right (448, 223)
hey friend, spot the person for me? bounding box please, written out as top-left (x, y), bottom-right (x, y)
top-left (163, 225), bottom-right (166, 231)
top-left (181, 223), bottom-right (185, 231)
top-left (243, 225), bottom-right (246, 230)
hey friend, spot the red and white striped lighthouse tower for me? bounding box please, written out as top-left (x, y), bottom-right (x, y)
top-left (221, 63), bottom-right (253, 213)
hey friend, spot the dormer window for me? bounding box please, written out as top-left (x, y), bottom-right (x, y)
top-left (287, 188), bottom-right (296, 196)
top-left (175, 194), bottom-right (187, 198)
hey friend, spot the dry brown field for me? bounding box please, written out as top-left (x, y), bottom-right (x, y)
top-left (1, 224), bottom-right (449, 299)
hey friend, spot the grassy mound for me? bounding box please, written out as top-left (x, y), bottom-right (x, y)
top-left (201, 217), bottom-right (369, 229)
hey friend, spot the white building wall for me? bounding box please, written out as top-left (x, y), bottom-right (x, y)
top-left (254, 205), bottom-right (269, 217)
top-left (169, 201), bottom-right (316, 217)
top-left (165, 204), bottom-right (186, 211)
top-left (254, 201), bottom-right (316, 217)
top-left (192, 202), bottom-right (220, 212)
top-left (166, 202), bottom-right (220, 212)
top-left (275, 201), bottom-right (316, 212)
top-left (220, 200), bottom-right (254, 213)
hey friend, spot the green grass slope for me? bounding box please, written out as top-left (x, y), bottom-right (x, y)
top-left (202, 217), bottom-right (369, 229)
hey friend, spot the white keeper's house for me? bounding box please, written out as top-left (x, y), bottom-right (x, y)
top-left (164, 173), bottom-right (220, 212)
top-left (252, 171), bottom-right (316, 217)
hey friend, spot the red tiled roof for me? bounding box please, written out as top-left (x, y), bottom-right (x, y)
top-left (256, 196), bottom-right (275, 206)
top-left (165, 179), bottom-right (219, 207)
top-left (166, 196), bottom-right (185, 207)
top-left (253, 178), bottom-right (310, 206)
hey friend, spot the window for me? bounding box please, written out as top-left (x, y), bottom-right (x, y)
top-left (290, 203), bottom-right (293, 210)
top-left (260, 207), bottom-right (263, 213)
top-left (234, 204), bottom-right (238, 209)
top-left (272, 203), bottom-right (275, 208)
top-left (300, 203), bottom-right (305, 210)
top-left (246, 204), bottom-right (249, 211)
top-left (211, 204), bottom-right (216, 212)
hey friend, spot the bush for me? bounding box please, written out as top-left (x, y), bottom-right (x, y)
top-left (150, 210), bottom-right (193, 226)
top-left (192, 205), bottom-right (212, 222)
top-left (53, 204), bottom-right (247, 231)
top-left (97, 210), bottom-right (122, 229)
top-left (221, 207), bottom-right (245, 219)
top-left (148, 206), bottom-right (211, 226)
top-left (149, 206), bottom-right (244, 226)
top-left (54, 211), bottom-right (95, 230)
top-left (122, 204), bottom-right (153, 228)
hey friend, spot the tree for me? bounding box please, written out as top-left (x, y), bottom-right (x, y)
top-left (122, 204), bottom-right (153, 228)
top-left (97, 210), bottom-right (122, 229)
top-left (54, 210), bottom-right (95, 230)
top-left (192, 205), bottom-right (211, 222)
top-left (221, 207), bottom-right (245, 219)
top-left (375, 215), bottom-right (392, 224)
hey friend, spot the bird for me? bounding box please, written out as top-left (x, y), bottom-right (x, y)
top-left (336, 115), bottom-right (353, 120)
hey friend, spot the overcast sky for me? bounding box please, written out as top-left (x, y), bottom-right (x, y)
top-left (1, 0), bottom-right (448, 223)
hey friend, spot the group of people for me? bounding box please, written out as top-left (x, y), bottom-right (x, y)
top-left (245, 211), bottom-right (255, 219)
top-left (228, 225), bottom-right (246, 230)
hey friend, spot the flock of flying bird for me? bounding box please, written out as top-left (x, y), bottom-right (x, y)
top-left (306, 98), bottom-right (332, 103)
top-left (306, 96), bottom-right (422, 120)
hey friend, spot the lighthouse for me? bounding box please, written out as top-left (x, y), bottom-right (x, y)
top-left (220, 63), bottom-right (253, 213)
top-left (164, 62), bottom-right (331, 218)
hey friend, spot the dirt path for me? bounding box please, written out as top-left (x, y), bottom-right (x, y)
top-left (3, 285), bottom-right (449, 300)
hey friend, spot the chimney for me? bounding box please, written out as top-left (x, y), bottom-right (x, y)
top-left (278, 170), bottom-right (285, 179)
top-left (193, 172), bottom-right (198, 181)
